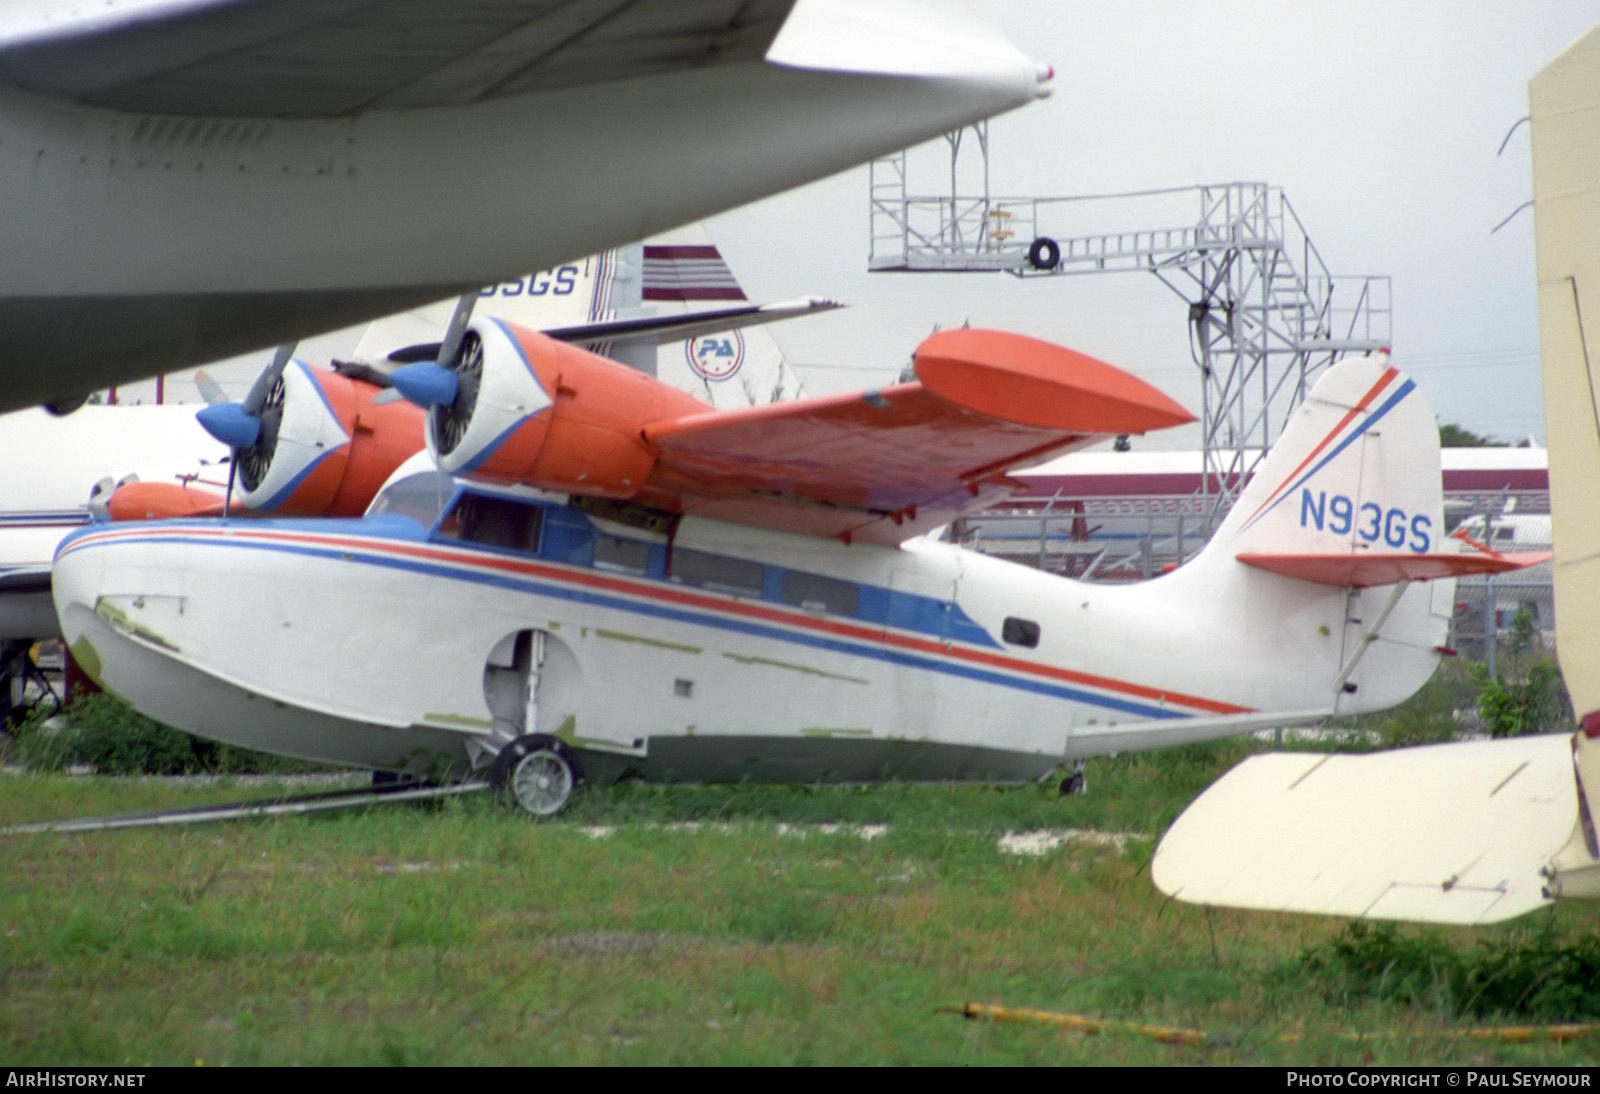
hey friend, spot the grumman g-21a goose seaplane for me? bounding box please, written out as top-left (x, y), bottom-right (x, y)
top-left (50, 324), bottom-right (1542, 817)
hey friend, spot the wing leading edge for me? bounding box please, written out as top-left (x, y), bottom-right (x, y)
top-left (0, 0), bottom-right (797, 117)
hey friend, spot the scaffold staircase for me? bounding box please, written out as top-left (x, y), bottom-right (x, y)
top-left (869, 126), bottom-right (1391, 513)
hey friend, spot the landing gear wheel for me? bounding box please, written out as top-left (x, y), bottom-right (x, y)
top-left (490, 734), bottom-right (583, 818)
top-left (1058, 760), bottom-right (1088, 797)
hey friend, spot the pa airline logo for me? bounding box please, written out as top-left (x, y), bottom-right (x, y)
top-left (686, 330), bottom-right (744, 382)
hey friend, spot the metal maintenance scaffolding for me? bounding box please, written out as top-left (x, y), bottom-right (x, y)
top-left (869, 124), bottom-right (1392, 514)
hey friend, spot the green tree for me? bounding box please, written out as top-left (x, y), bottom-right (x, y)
top-left (1438, 422), bottom-right (1503, 447)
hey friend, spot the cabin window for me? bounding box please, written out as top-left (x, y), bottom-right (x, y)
top-left (781, 571), bottom-right (859, 616)
top-left (439, 493), bottom-right (542, 552)
top-left (670, 548), bottom-right (763, 596)
top-left (1002, 616), bottom-right (1041, 648)
top-left (368, 471), bottom-right (455, 527)
top-left (593, 534), bottom-right (651, 576)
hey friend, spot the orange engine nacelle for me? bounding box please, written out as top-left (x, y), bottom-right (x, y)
top-left (419, 320), bottom-right (708, 498)
top-left (106, 363), bottom-right (426, 522)
top-left (236, 362), bottom-right (426, 516)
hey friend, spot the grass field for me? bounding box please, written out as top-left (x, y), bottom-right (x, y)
top-left (4, 743), bottom-right (1599, 1066)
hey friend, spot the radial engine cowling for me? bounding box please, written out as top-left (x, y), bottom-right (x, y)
top-left (233, 361), bottom-right (426, 516)
top-left (414, 319), bottom-right (707, 497)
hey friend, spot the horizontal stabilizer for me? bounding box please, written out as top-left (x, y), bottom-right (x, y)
top-left (1237, 550), bottom-right (1552, 588)
top-left (550, 297), bottom-right (844, 349)
top-left (387, 298), bottom-right (844, 363)
top-left (1151, 735), bottom-right (1580, 924)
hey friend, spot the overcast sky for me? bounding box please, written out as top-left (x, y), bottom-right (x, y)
top-left (709, 1), bottom-right (1600, 447)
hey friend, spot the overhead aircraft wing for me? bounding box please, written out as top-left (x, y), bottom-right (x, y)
top-left (637, 329), bottom-right (1195, 543)
top-left (1151, 735), bottom-right (1581, 924)
top-left (0, 0), bottom-right (796, 116)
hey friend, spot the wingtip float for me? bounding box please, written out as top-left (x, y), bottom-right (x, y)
top-left (911, 328), bottom-right (1196, 435)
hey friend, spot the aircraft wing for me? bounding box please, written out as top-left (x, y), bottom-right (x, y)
top-left (637, 329), bottom-right (1195, 543)
top-left (0, 0), bottom-right (795, 116)
top-left (1151, 734), bottom-right (1581, 924)
top-left (0, 565), bottom-right (51, 596)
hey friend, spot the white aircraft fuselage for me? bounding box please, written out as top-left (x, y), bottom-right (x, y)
top-left (51, 453), bottom-right (1447, 784)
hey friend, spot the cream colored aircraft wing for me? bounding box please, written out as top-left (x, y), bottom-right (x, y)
top-left (1151, 22), bottom-right (1600, 927)
top-left (0, 0), bottom-right (795, 116)
top-left (1151, 735), bottom-right (1579, 924)
top-left (1529, 20), bottom-right (1600, 908)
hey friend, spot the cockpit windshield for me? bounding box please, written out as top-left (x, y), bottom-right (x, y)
top-left (367, 470), bottom-right (456, 528)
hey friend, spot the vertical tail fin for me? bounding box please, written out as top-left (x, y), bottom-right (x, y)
top-left (1171, 353), bottom-right (1455, 716)
top-left (1215, 353), bottom-right (1446, 561)
top-left (642, 226), bottom-right (807, 407)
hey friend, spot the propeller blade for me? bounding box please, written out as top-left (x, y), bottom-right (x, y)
top-left (193, 370), bottom-right (228, 406)
top-left (242, 342), bottom-right (297, 417)
top-left (436, 293), bottom-right (478, 373)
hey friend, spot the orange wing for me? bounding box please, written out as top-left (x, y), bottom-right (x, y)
top-left (405, 324), bottom-right (1194, 544)
top-left (637, 329), bottom-right (1194, 544)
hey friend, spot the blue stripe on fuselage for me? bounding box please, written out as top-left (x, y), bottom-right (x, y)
top-left (59, 522), bottom-right (1190, 721)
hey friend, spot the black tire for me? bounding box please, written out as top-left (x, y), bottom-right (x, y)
top-left (490, 734), bottom-right (584, 818)
top-left (1027, 236), bottom-right (1061, 271)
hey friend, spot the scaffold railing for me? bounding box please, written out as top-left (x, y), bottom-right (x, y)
top-left (869, 136), bottom-right (1391, 514)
